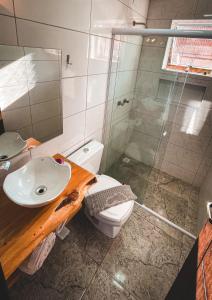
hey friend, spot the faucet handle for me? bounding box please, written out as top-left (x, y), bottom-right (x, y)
top-left (123, 99), bottom-right (130, 104)
top-left (117, 100), bottom-right (124, 106)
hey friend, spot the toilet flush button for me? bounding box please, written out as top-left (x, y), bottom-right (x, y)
top-left (83, 147), bottom-right (89, 153)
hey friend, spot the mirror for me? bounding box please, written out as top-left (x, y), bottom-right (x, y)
top-left (0, 45), bottom-right (62, 160)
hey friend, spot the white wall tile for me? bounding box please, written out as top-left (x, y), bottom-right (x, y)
top-left (62, 76), bottom-right (87, 117)
top-left (25, 60), bottom-right (60, 83)
top-left (2, 106), bottom-right (31, 130)
top-left (62, 140), bottom-right (86, 157)
top-left (88, 35), bottom-right (111, 75)
top-left (119, 0), bottom-right (149, 17)
top-left (0, 15), bottom-right (17, 45)
top-left (17, 125), bottom-right (33, 140)
top-left (57, 111), bottom-right (86, 153)
top-left (85, 103), bottom-right (105, 137)
top-left (0, 60), bottom-right (27, 87)
top-left (91, 0), bottom-right (145, 37)
top-left (0, 0), bottom-right (152, 189)
top-left (115, 70), bottom-right (137, 98)
top-left (87, 74), bottom-right (108, 109)
top-left (24, 47), bottom-right (60, 61)
top-left (0, 45), bottom-right (24, 60)
top-left (31, 99), bottom-right (60, 123)
top-left (28, 81), bottom-right (60, 105)
top-left (119, 0), bottom-right (132, 7)
top-left (32, 115), bottom-right (62, 140)
top-left (118, 42), bottom-right (141, 71)
top-left (84, 128), bottom-right (103, 144)
top-left (14, 0), bottom-right (91, 33)
top-left (16, 19), bottom-right (89, 78)
top-left (132, 0), bottom-right (149, 17)
top-left (30, 135), bottom-right (61, 158)
top-left (108, 72), bottom-right (117, 101)
top-left (0, 84), bottom-right (29, 111)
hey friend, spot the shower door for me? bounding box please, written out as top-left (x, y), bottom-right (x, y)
top-left (103, 32), bottom-right (212, 237)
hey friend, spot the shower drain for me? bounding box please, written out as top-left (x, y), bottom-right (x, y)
top-left (35, 185), bottom-right (47, 195)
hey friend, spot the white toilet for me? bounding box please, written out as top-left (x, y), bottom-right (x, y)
top-left (68, 140), bottom-right (134, 238)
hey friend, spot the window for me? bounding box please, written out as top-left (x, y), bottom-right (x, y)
top-left (162, 20), bottom-right (212, 77)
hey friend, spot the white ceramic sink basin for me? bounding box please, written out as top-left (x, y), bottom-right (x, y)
top-left (3, 157), bottom-right (71, 208)
top-left (0, 132), bottom-right (27, 161)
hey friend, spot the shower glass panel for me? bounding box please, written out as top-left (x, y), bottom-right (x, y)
top-left (104, 32), bottom-right (211, 237)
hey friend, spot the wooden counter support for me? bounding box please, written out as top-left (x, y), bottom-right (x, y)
top-left (0, 154), bottom-right (96, 280)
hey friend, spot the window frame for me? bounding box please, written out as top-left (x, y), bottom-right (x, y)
top-left (162, 20), bottom-right (212, 77)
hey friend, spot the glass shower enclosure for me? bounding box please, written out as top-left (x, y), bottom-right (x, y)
top-left (102, 26), bottom-right (212, 238)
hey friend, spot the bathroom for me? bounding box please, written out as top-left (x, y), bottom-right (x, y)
top-left (0, 0), bottom-right (212, 299)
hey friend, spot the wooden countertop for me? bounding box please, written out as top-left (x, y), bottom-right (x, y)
top-left (0, 154), bottom-right (96, 280)
top-left (26, 138), bottom-right (41, 150)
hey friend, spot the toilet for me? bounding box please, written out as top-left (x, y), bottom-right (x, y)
top-left (68, 140), bottom-right (134, 238)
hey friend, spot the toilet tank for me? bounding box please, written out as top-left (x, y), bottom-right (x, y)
top-left (68, 140), bottom-right (104, 174)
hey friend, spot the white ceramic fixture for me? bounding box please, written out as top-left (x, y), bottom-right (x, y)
top-left (3, 157), bottom-right (71, 208)
top-left (69, 140), bottom-right (134, 238)
top-left (0, 132), bottom-right (27, 161)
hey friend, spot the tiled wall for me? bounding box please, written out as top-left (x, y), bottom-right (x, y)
top-left (125, 0), bottom-right (212, 187)
top-left (0, 45), bottom-right (62, 142)
top-left (102, 35), bottom-right (143, 170)
top-left (0, 0), bottom-right (149, 167)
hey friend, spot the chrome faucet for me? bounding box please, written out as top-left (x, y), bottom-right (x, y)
top-left (0, 160), bottom-right (11, 171)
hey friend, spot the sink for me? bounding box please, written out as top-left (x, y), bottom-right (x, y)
top-left (0, 132), bottom-right (27, 161)
top-left (3, 157), bottom-right (71, 208)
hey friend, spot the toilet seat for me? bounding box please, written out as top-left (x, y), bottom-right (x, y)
top-left (86, 174), bottom-right (134, 226)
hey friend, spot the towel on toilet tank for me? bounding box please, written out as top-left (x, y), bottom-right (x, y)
top-left (85, 185), bottom-right (137, 216)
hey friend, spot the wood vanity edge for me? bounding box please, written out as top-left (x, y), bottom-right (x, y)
top-left (0, 154), bottom-right (96, 281)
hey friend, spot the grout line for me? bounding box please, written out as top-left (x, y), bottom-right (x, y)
top-left (11, 0), bottom-right (19, 46)
top-left (1, 14), bottom-right (141, 45)
top-left (0, 15), bottom-right (142, 47)
top-left (117, 0), bottom-right (147, 19)
top-left (133, 125), bottom-right (210, 158)
top-left (79, 223), bottom-right (116, 298)
top-left (139, 203), bottom-right (196, 239)
top-left (61, 69), bottom-right (139, 81)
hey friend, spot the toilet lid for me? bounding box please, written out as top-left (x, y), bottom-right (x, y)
top-left (86, 174), bottom-right (134, 224)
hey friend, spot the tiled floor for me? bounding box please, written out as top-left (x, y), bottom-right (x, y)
top-left (10, 204), bottom-right (195, 300)
top-left (106, 156), bottom-right (200, 236)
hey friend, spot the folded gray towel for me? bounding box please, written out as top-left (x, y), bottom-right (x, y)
top-left (85, 185), bottom-right (137, 216)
